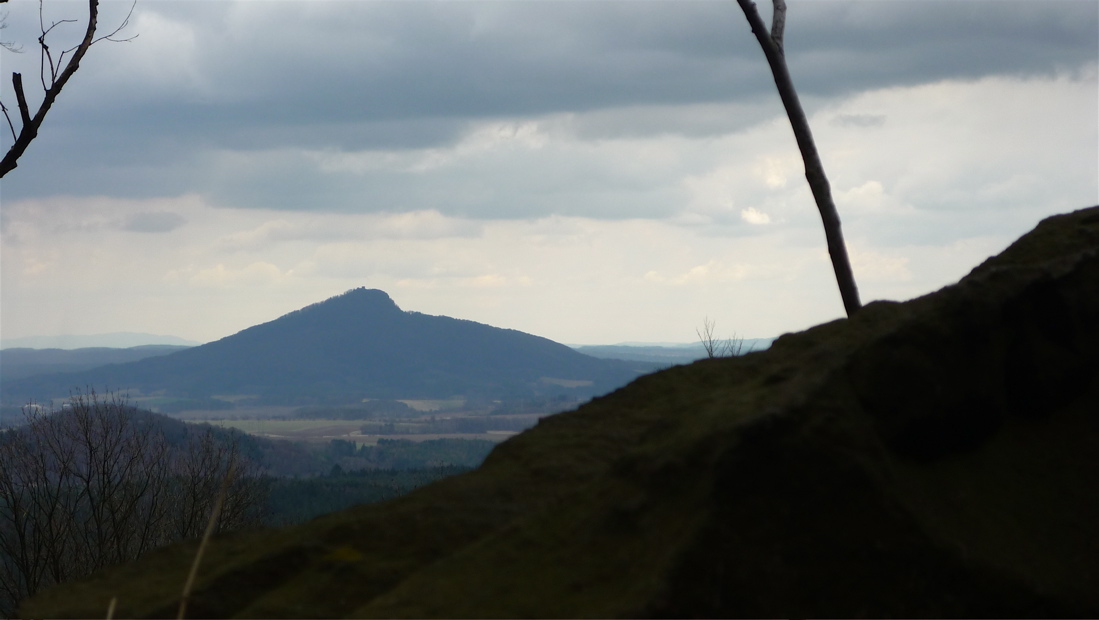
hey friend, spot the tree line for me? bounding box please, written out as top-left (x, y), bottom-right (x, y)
top-left (0, 393), bottom-right (505, 616)
top-left (0, 391), bottom-right (265, 618)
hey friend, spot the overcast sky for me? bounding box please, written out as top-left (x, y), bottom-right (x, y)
top-left (1, 0), bottom-right (1096, 346)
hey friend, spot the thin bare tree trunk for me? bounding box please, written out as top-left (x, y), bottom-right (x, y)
top-left (735, 0), bottom-right (862, 316)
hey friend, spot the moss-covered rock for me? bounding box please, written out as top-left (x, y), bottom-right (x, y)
top-left (22, 206), bottom-right (1099, 618)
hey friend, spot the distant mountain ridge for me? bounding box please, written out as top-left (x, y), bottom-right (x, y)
top-left (574, 338), bottom-right (775, 364)
top-left (0, 346), bottom-right (191, 382)
top-left (2, 289), bottom-right (655, 405)
top-left (1, 332), bottom-right (201, 349)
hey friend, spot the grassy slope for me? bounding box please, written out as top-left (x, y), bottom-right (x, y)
top-left (22, 206), bottom-right (1099, 618)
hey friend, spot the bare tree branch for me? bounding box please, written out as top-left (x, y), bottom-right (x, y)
top-left (1, 101), bottom-right (16, 141)
top-left (12, 72), bottom-right (30, 128)
top-left (696, 317), bottom-right (720, 359)
top-left (0, 0), bottom-right (134, 178)
top-left (0, 11), bottom-right (23, 52)
top-left (770, 0), bottom-right (786, 49)
top-left (734, 0), bottom-right (862, 317)
top-left (93, 0), bottom-right (136, 45)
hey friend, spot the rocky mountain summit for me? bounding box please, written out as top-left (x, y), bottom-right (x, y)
top-left (24, 205), bottom-right (1099, 618)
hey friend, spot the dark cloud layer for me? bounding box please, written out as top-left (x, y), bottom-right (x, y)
top-left (1, 0), bottom-right (1095, 208)
top-left (788, 2), bottom-right (1097, 94)
top-left (181, 1), bottom-right (1097, 125)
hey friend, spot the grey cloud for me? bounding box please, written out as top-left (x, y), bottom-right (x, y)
top-left (19, 2), bottom-right (1099, 127)
top-left (178, 0), bottom-right (1097, 128)
top-left (831, 113), bottom-right (886, 128)
top-left (2, 0), bottom-right (1094, 211)
top-left (788, 1), bottom-right (1097, 98)
top-left (65, 1), bottom-right (1097, 132)
top-left (222, 216), bottom-right (483, 250)
top-left (122, 211), bottom-right (187, 233)
top-left (200, 151), bottom-right (688, 222)
top-left (569, 101), bottom-right (779, 141)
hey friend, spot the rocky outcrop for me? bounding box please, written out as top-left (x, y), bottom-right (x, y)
top-left (23, 206), bottom-right (1099, 618)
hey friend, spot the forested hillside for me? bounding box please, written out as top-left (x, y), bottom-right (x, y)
top-left (0, 392), bottom-right (497, 616)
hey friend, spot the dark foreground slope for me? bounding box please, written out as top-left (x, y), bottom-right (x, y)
top-left (24, 206), bottom-right (1099, 618)
top-left (3, 289), bottom-right (649, 404)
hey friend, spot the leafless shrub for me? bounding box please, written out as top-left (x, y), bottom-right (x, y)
top-left (0, 389), bottom-right (264, 617)
top-left (696, 317), bottom-right (744, 359)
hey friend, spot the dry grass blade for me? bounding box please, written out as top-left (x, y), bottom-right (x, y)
top-left (177, 463), bottom-right (236, 620)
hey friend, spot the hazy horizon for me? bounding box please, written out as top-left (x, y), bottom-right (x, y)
top-left (1, 320), bottom-right (774, 350)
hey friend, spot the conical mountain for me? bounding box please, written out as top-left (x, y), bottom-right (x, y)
top-left (2, 289), bottom-right (651, 404)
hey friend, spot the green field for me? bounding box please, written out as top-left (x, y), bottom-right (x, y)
top-left (203, 417), bottom-right (523, 444)
top-left (397, 398), bottom-right (467, 411)
top-left (206, 418), bottom-right (365, 441)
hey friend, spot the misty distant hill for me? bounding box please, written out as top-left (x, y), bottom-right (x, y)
top-left (2, 289), bottom-right (655, 406)
top-left (0, 345), bottom-right (192, 382)
top-left (573, 338), bottom-right (775, 365)
top-left (1, 332), bottom-right (201, 349)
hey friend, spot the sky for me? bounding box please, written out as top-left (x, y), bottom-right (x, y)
top-left (1, 0), bottom-right (1096, 347)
